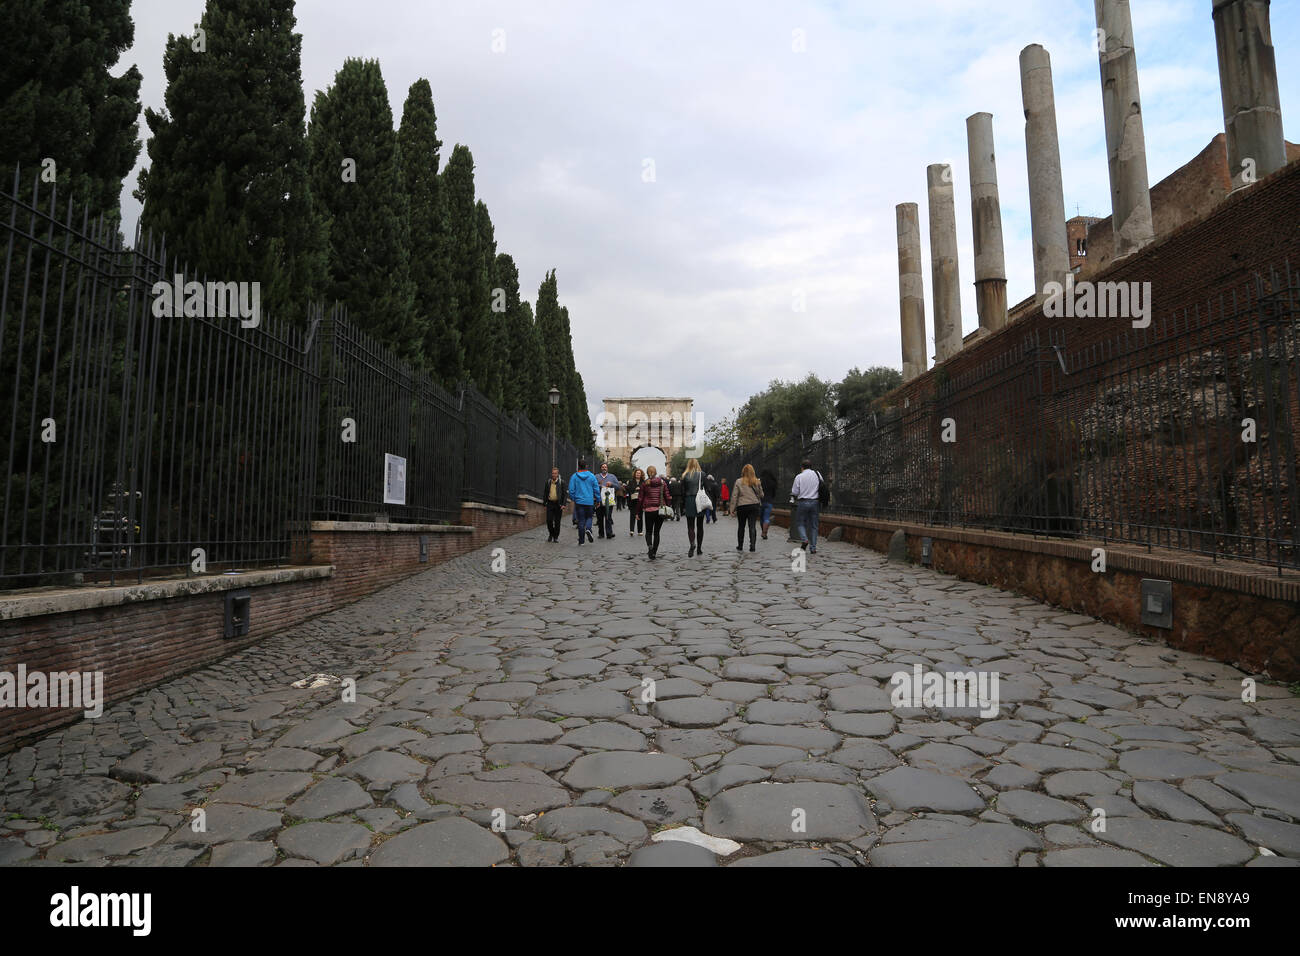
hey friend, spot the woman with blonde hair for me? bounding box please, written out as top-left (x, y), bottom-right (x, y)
top-left (732, 464), bottom-right (763, 551)
top-left (680, 458), bottom-right (707, 557)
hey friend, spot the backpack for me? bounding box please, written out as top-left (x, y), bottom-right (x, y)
top-left (816, 471), bottom-right (831, 507)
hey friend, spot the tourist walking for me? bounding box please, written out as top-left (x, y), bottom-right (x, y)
top-left (791, 458), bottom-right (822, 554)
top-left (626, 468), bottom-right (645, 536)
top-left (568, 459), bottom-right (600, 545)
top-left (704, 473), bottom-right (719, 524)
top-left (668, 474), bottom-right (683, 521)
top-left (639, 465), bottom-right (671, 560)
top-left (680, 459), bottom-right (707, 556)
top-left (543, 467), bottom-right (567, 542)
top-left (720, 478), bottom-right (731, 516)
top-left (731, 465), bottom-right (762, 551)
top-left (595, 463), bottom-right (621, 539)
top-left (759, 468), bottom-right (777, 540)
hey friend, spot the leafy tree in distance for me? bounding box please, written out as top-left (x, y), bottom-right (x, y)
top-left (737, 374), bottom-right (836, 449)
top-left (0, 0), bottom-right (142, 221)
top-left (834, 366), bottom-right (903, 423)
top-left (137, 0), bottom-right (325, 322)
top-left (398, 78), bottom-right (461, 385)
top-left (308, 57), bottom-right (419, 359)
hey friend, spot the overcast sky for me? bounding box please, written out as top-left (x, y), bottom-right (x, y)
top-left (117, 0), bottom-right (1299, 434)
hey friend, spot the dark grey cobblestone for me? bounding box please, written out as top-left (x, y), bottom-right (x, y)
top-left (2, 521), bottom-right (1298, 866)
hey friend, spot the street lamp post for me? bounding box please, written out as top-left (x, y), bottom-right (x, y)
top-left (548, 386), bottom-right (561, 469)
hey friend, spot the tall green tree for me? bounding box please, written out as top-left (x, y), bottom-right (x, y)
top-left (308, 57), bottom-right (418, 358)
top-left (534, 269), bottom-right (563, 404)
top-left (440, 145), bottom-right (490, 390)
top-left (398, 78), bottom-right (461, 384)
top-left (0, 0), bottom-right (142, 221)
top-left (495, 254), bottom-right (545, 420)
top-left (561, 306), bottom-right (590, 447)
top-left (834, 366), bottom-right (903, 422)
top-left (738, 374), bottom-right (836, 448)
top-left (137, 0), bottom-right (324, 322)
top-left (472, 200), bottom-right (505, 405)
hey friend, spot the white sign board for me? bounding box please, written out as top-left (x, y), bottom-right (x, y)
top-left (384, 453), bottom-right (407, 505)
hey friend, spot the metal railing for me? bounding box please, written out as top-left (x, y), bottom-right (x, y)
top-left (1, 172), bottom-right (578, 588)
top-left (716, 262), bottom-right (1300, 571)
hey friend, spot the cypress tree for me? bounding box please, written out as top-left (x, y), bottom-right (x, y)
top-left (440, 145), bottom-right (485, 390)
top-left (308, 57), bottom-right (419, 360)
top-left (496, 254), bottom-right (545, 423)
top-left (559, 305), bottom-right (588, 445)
top-left (0, 0), bottom-right (142, 220)
top-left (398, 78), bottom-right (461, 385)
top-left (473, 200), bottom-right (505, 406)
top-left (533, 270), bottom-right (565, 431)
top-left (137, 0), bottom-right (325, 322)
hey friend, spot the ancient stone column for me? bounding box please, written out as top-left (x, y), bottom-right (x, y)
top-left (966, 112), bottom-right (1008, 332)
top-left (896, 203), bottom-right (928, 381)
top-left (926, 164), bottom-right (963, 363)
top-left (1019, 44), bottom-right (1070, 303)
top-left (1213, 0), bottom-right (1287, 189)
top-left (1095, 0), bottom-right (1155, 256)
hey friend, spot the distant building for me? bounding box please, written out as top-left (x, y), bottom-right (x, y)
top-left (1067, 215), bottom-right (1103, 273)
top-left (599, 397), bottom-right (696, 475)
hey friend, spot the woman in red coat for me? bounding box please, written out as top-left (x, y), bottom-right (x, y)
top-left (720, 478), bottom-right (731, 516)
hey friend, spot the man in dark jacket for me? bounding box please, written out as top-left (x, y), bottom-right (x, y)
top-left (668, 475), bottom-right (683, 520)
top-left (543, 467), bottom-right (567, 542)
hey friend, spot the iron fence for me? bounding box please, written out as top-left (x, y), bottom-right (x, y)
top-left (1, 172), bottom-right (579, 589)
top-left (716, 262), bottom-right (1300, 571)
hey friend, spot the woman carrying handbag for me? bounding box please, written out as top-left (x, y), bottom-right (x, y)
top-left (639, 465), bottom-right (671, 560)
top-left (680, 458), bottom-right (709, 557)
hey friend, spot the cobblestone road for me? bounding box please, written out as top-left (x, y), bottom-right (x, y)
top-left (3, 519), bottom-right (1299, 866)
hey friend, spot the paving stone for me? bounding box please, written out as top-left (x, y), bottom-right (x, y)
top-left (536, 807), bottom-right (648, 843)
top-left (484, 744), bottom-right (581, 772)
top-left (517, 839), bottom-right (566, 866)
top-left (703, 782), bottom-right (876, 841)
top-left (826, 684), bottom-right (894, 712)
top-left (772, 761), bottom-right (858, 784)
top-left (906, 743), bottom-right (990, 774)
top-left (1223, 813), bottom-right (1300, 857)
top-left (428, 767), bottom-right (570, 814)
top-left (691, 765), bottom-right (770, 799)
top-left (339, 727), bottom-right (426, 759)
top-left (169, 805), bottom-right (283, 846)
top-left (1097, 818), bottom-right (1254, 866)
top-left (720, 745), bottom-right (807, 769)
top-left (522, 688), bottom-right (632, 719)
top-left (867, 767), bottom-right (985, 812)
top-left (1001, 743), bottom-right (1108, 773)
top-left (0, 839), bottom-right (36, 865)
top-left (1118, 748), bottom-right (1226, 781)
top-left (1043, 770), bottom-right (1122, 798)
top-left (562, 751), bottom-right (692, 790)
top-left (824, 712), bottom-right (895, 737)
top-left (558, 722), bottom-right (649, 751)
top-left (870, 823), bottom-right (1039, 866)
top-left (830, 742), bottom-right (898, 771)
top-left (277, 822), bottom-right (372, 865)
top-left (46, 826), bottom-right (170, 862)
top-left (112, 743), bottom-right (223, 784)
top-left (368, 817), bottom-right (508, 866)
top-left (14, 777), bottom-right (132, 818)
top-left (606, 786), bottom-right (698, 825)
top-left (653, 697), bottom-right (736, 728)
top-left (708, 681), bottom-right (770, 703)
top-left (734, 725), bottom-right (840, 751)
top-left (275, 717), bottom-right (359, 750)
top-left (996, 790), bottom-right (1085, 825)
top-left (208, 841), bottom-right (277, 867)
top-left (337, 752), bottom-right (429, 790)
top-left (744, 700), bottom-right (823, 725)
top-left (1132, 781), bottom-right (1221, 825)
top-left (1214, 771), bottom-right (1300, 818)
top-left (287, 777), bottom-right (373, 820)
top-left (654, 730), bottom-right (734, 758)
top-left (407, 734), bottom-right (483, 760)
top-left (729, 848), bottom-right (856, 867)
top-left (1041, 847), bottom-right (1157, 866)
top-left (983, 764), bottom-right (1040, 791)
top-left (244, 748), bottom-right (324, 772)
top-left (209, 771), bottom-right (314, 808)
top-left (1053, 684), bottom-right (1137, 709)
top-left (1182, 778), bottom-right (1251, 813)
top-left (628, 842), bottom-right (717, 866)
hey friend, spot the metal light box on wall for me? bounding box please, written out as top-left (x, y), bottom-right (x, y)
top-left (1140, 579), bottom-right (1173, 629)
top-left (224, 589), bottom-right (251, 639)
top-left (921, 537), bottom-right (933, 566)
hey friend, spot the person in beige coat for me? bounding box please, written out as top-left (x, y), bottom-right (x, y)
top-left (731, 464), bottom-right (763, 551)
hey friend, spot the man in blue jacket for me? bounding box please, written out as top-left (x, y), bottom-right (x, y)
top-left (567, 459), bottom-right (600, 545)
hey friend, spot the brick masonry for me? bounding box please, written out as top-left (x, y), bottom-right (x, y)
top-left (775, 508), bottom-right (1300, 682)
top-left (0, 496), bottom-right (549, 752)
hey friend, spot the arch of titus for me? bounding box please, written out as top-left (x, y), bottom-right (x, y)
top-left (600, 397), bottom-right (697, 469)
